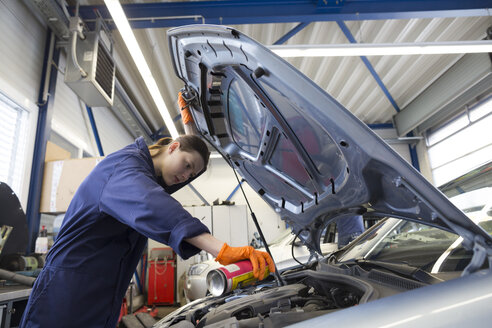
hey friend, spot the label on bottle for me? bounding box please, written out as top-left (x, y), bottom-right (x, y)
top-left (35, 237), bottom-right (49, 253)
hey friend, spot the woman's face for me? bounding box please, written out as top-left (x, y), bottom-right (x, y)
top-left (159, 141), bottom-right (205, 186)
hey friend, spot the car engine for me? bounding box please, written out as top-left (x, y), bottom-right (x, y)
top-left (154, 263), bottom-right (404, 328)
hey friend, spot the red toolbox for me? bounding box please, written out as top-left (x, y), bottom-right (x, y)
top-left (147, 247), bottom-right (176, 305)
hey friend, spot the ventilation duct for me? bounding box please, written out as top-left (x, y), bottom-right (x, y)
top-left (64, 17), bottom-right (115, 107)
top-left (26, 0), bottom-right (70, 39)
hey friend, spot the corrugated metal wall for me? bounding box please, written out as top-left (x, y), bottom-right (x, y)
top-left (0, 0), bottom-right (44, 111)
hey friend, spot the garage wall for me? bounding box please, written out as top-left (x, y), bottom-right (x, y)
top-left (416, 139), bottom-right (433, 183)
top-left (90, 105), bottom-right (135, 155)
top-left (0, 1), bottom-right (139, 207)
top-left (0, 1), bottom-right (44, 111)
top-left (0, 0), bottom-right (45, 208)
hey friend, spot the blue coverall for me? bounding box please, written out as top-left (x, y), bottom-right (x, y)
top-left (336, 214), bottom-right (364, 247)
top-left (20, 137), bottom-right (209, 328)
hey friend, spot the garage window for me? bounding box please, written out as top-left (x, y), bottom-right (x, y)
top-left (0, 92), bottom-right (29, 196)
top-left (427, 97), bottom-right (492, 187)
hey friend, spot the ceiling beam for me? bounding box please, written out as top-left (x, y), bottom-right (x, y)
top-left (75, 0), bottom-right (492, 29)
top-left (273, 22), bottom-right (310, 45)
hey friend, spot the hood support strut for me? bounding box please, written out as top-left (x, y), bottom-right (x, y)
top-left (231, 166), bottom-right (285, 286)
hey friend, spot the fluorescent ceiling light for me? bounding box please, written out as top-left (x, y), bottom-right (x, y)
top-left (269, 41), bottom-right (492, 57)
top-left (209, 152), bottom-right (223, 159)
top-left (104, 0), bottom-right (179, 139)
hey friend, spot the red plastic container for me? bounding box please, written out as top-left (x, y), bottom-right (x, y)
top-left (147, 247), bottom-right (175, 305)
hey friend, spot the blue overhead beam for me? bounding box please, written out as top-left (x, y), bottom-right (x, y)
top-left (76, 0), bottom-right (492, 29)
top-left (407, 132), bottom-right (421, 171)
top-left (226, 179), bottom-right (245, 201)
top-left (368, 123), bottom-right (394, 129)
top-left (274, 22), bottom-right (310, 45)
top-left (187, 184), bottom-right (210, 206)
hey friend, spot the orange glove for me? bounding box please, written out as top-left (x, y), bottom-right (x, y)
top-left (215, 243), bottom-right (275, 279)
top-left (178, 91), bottom-right (193, 125)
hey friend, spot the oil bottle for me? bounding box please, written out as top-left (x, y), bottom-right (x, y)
top-left (206, 260), bottom-right (270, 297)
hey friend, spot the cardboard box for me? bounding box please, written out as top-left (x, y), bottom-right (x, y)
top-left (40, 157), bottom-right (103, 213)
top-left (44, 141), bottom-right (71, 162)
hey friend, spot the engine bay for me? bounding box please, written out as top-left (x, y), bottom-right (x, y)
top-left (155, 261), bottom-right (423, 328)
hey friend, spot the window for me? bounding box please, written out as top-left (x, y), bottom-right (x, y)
top-left (427, 97), bottom-right (492, 187)
top-left (0, 92), bottom-right (29, 197)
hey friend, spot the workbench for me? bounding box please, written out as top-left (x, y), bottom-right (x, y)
top-left (0, 285), bottom-right (31, 328)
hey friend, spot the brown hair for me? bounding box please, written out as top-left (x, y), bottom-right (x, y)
top-left (149, 135), bottom-right (210, 170)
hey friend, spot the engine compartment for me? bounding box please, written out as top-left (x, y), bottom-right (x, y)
top-left (155, 263), bottom-right (413, 328)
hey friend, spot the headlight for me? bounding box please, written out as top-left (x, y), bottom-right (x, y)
top-left (188, 263), bottom-right (209, 276)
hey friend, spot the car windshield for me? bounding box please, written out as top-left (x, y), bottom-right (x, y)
top-left (268, 229), bottom-right (292, 246)
top-left (338, 216), bottom-right (492, 275)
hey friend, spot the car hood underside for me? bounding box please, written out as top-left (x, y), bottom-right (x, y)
top-left (167, 24), bottom-right (492, 254)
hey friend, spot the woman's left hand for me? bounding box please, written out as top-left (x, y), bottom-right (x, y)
top-left (178, 91), bottom-right (193, 124)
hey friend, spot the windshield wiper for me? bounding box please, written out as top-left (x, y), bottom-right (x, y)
top-left (350, 259), bottom-right (444, 285)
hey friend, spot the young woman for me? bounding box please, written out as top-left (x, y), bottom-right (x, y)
top-left (20, 135), bottom-right (274, 328)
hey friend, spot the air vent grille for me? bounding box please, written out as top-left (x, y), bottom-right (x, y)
top-left (368, 270), bottom-right (424, 290)
top-left (95, 41), bottom-right (115, 101)
top-left (65, 31), bottom-right (115, 107)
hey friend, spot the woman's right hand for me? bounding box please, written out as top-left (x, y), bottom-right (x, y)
top-left (215, 243), bottom-right (275, 279)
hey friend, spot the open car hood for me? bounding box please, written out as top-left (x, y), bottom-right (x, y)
top-left (167, 25), bottom-right (492, 253)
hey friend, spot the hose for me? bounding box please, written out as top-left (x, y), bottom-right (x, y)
top-left (0, 268), bottom-right (36, 287)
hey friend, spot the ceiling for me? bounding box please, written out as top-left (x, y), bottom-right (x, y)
top-left (66, 1), bottom-right (492, 138)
